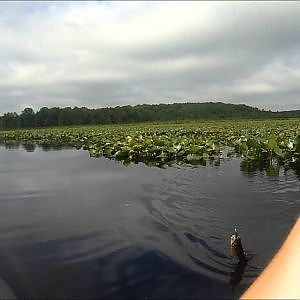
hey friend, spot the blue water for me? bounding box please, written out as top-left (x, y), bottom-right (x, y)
top-left (0, 145), bottom-right (299, 299)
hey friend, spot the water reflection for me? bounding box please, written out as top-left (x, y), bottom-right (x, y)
top-left (1, 142), bottom-right (72, 153)
top-left (0, 146), bottom-right (298, 299)
top-left (240, 159), bottom-right (300, 179)
top-left (22, 143), bottom-right (36, 152)
top-left (2, 141), bottom-right (299, 178)
top-left (230, 260), bottom-right (247, 292)
top-left (0, 277), bottom-right (16, 299)
top-left (5, 141), bottom-right (300, 179)
top-left (38, 144), bottom-right (72, 152)
top-left (4, 143), bottom-right (20, 150)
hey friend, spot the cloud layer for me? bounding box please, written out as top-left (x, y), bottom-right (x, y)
top-left (0, 1), bottom-right (300, 113)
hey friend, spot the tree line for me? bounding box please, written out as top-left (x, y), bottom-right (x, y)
top-left (0, 102), bottom-right (299, 129)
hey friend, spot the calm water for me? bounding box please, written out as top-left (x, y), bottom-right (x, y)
top-left (0, 145), bottom-right (299, 299)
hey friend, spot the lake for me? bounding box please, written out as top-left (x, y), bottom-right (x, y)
top-left (0, 145), bottom-right (299, 299)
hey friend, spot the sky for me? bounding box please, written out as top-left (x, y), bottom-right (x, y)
top-left (0, 1), bottom-right (300, 114)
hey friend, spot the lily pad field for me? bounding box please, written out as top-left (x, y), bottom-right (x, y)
top-left (0, 118), bottom-right (299, 169)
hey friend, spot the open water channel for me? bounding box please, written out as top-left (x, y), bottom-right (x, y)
top-left (0, 145), bottom-right (299, 299)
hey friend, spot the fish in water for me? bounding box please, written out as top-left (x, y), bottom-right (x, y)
top-left (230, 228), bottom-right (247, 263)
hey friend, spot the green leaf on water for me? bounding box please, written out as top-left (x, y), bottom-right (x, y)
top-left (202, 152), bottom-right (210, 159)
top-left (267, 138), bottom-right (277, 150)
top-left (274, 146), bottom-right (283, 157)
top-left (187, 154), bottom-right (202, 162)
top-left (0, 119), bottom-right (298, 167)
top-left (294, 135), bottom-right (300, 153)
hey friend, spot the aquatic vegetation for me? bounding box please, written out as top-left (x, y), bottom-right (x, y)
top-left (0, 119), bottom-right (299, 168)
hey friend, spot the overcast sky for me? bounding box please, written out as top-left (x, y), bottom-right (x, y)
top-left (0, 1), bottom-right (300, 114)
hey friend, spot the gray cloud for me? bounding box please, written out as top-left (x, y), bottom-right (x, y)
top-left (0, 1), bottom-right (299, 114)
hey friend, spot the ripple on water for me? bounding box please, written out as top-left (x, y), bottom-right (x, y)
top-left (0, 149), bottom-right (299, 299)
top-left (138, 161), bottom-right (300, 285)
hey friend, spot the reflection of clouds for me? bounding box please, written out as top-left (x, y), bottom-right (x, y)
top-left (0, 147), bottom-right (161, 251)
top-left (0, 278), bottom-right (16, 299)
top-left (0, 148), bottom-right (129, 192)
top-left (10, 168), bottom-right (127, 192)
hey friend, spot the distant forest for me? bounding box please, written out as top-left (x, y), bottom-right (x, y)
top-left (0, 102), bottom-right (299, 129)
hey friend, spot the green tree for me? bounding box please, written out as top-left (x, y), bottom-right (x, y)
top-left (20, 108), bottom-right (35, 128)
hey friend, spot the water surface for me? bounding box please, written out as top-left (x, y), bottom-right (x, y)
top-left (0, 145), bottom-right (299, 299)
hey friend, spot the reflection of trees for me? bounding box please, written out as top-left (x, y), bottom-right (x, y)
top-left (4, 142), bottom-right (20, 150)
top-left (22, 143), bottom-right (36, 152)
top-left (39, 144), bottom-right (64, 152)
top-left (240, 159), bottom-right (300, 179)
top-left (120, 157), bottom-right (222, 168)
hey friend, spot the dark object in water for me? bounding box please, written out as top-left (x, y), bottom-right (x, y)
top-left (230, 228), bottom-right (247, 263)
top-left (230, 259), bottom-right (247, 291)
